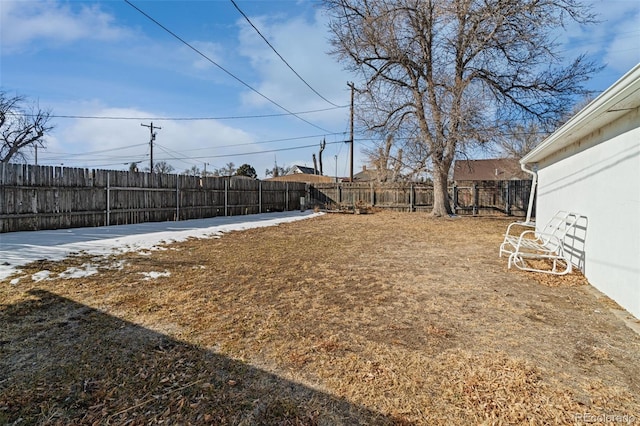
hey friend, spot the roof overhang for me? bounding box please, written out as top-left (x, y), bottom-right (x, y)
top-left (521, 64), bottom-right (640, 166)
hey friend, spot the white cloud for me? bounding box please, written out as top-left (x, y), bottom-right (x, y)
top-left (0, 0), bottom-right (131, 53)
top-left (189, 41), bottom-right (225, 70)
top-left (41, 104), bottom-right (258, 172)
top-left (236, 10), bottom-right (351, 126)
top-left (602, 10), bottom-right (640, 73)
top-left (562, 1), bottom-right (640, 77)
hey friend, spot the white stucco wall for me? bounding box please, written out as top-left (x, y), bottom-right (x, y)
top-left (535, 107), bottom-right (640, 318)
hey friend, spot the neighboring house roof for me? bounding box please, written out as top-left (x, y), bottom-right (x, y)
top-left (352, 165), bottom-right (402, 182)
top-left (353, 167), bottom-right (378, 182)
top-left (453, 158), bottom-right (530, 181)
top-left (521, 64), bottom-right (640, 166)
top-left (290, 165), bottom-right (318, 175)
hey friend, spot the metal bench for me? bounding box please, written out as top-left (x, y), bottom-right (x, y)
top-left (499, 211), bottom-right (581, 275)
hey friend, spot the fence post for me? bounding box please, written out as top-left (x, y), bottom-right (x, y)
top-left (176, 176), bottom-right (180, 221)
top-left (106, 173), bottom-right (110, 226)
top-left (259, 181), bottom-right (262, 214)
top-left (505, 180), bottom-right (511, 216)
top-left (224, 178), bottom-right (228, 216)
top-left (410, 184), bottom-right (414, 212)
top-left (286, 183), bottom-right (289, 211)
top-left (473, 184), bottom-right (478, 216)
top-left (370, 182), bottom-right (375, 207)
top-left (453, 184), bottom-right (459, 214)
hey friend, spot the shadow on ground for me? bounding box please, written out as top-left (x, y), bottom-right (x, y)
top-left (0, 289), bottom-right (401, 425)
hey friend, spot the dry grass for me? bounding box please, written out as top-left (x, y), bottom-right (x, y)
top-left (1, 212), bottom-right (639, 424)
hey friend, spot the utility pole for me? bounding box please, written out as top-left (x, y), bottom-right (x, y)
top-left (348, 82), bottom-right (355, 182)
top-left (319, 138), bottom-right (326, 175)
top-left (141, 122), bottom-right (161, 172)
top-left (34, 145), bottom-right (38, 166)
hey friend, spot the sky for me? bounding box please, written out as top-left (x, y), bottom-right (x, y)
top-left (0, 210), bottom-right (322, 281)
top-left (1, 0), bottom-right (639, 178)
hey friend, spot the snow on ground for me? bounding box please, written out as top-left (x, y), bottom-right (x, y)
top-left (0, 211), bottom-right (323, 281)
top-left (140, 271), bottom-right (171, 280)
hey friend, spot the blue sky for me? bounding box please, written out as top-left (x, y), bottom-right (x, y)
top-left (1, 0), bottom-right (639, 178)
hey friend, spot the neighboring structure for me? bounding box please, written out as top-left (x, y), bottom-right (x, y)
top-left (352, 165), bottom-right (378, 182)
top-left (352, 165), bottom-right (406, 182)
top-left (453, 158), bottom-right (531, 185)
top-left (290, 165), bottom-right (318, 175)
top-left (264, 164), bottom-right (334, 183)
top-left (520, 64), bottom-right (640, 319)
top-left (265, 174), bottom-right (334, 184)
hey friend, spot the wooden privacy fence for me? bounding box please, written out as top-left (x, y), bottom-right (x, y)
top-left (0, 163), bottom-right (534, 233)
top-left (0, 164), bottom-right (306, 233)
top-left (310, 182), bottom-right (432, 211)
top-left (309, 180), bottom-right (533, 216)
top-left (452, 180), bottom-right (534, 216)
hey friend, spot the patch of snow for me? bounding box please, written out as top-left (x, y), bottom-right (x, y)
top-left (0, 211), bottom-right (323, 281)
top-left (59, 263), bottom-right (98, 279)
top-left (140, 271), bottom-right (171, 280)
top-left (32, 270), bottom-right (51, 282)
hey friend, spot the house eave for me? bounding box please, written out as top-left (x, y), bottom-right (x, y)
top-left (521, 63), bottom-right (640, 166)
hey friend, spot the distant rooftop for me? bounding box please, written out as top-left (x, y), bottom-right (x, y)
top-left (453, 158), bottom-right (531, 181)
top-left (290, 165), bottom-right (317, 175)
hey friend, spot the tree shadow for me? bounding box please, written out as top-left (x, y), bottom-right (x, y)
top-left (0, 289), bottom-right (403, 425)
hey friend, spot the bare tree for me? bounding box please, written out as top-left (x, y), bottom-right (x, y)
top-left (1, 91), bottom-right (54, 163)
top-left (324, 0), bottom-right (599, 215)
top-left (495, 122), bottom-right (547, 159)
top-left (265, 161), bottom-right (291, 178)
top-left (153, 161), bottom-right (174, 174)
top-left (363, 134), bottom-right (405, 182)
top-left (220, 162), bottom-right (236, 177)
top-left (183, 165), bottom-right (201, 176)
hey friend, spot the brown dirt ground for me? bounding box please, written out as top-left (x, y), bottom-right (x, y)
top-left (1, 212), bottom-right (639, 425)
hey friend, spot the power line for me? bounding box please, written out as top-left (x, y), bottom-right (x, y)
top-left (155, 143), bottom-right (201, 168)
top-left (43, 142), bottom-right (149, 157)
top-left (40, 133), bottom-right (348, 160)
top-left (162, 132), bottom-right (347, 154)
top-left (230, 0), bottom-right (345, 108)
top-left (42, 140), bottom-right (346, 166)
top-left (38, 106), bottom-right (347, 121)
top-left (153, 140), bottom-right (345, 161)
top-left (124, 0), bottom-right (334, 134)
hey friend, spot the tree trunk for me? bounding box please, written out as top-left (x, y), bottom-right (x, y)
top-left (431, 164), bottom-right (452, 217)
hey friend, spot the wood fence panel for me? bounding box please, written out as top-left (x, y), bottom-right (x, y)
top-left (453, 180), bottom-right (533, 216)
top-left (1, 164), bottom-right (310, 233)
top-left (1, 163), bottom-right (533, 233)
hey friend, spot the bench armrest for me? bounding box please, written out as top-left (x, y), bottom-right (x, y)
top-left (516, 230), bottom-right (564, 250)
top-left (504, 221), bottom-right (535, 237)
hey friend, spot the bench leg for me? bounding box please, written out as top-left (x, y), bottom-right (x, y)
top-left (509, 253), bottom-right (572, 275)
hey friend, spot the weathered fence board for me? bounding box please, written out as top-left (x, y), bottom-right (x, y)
top-left (310, 180), bottom-right (533, 215)
top-left (0, 164), bottom-right (306, 233)
top-left (1, 163), bottom-right (533, 233)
